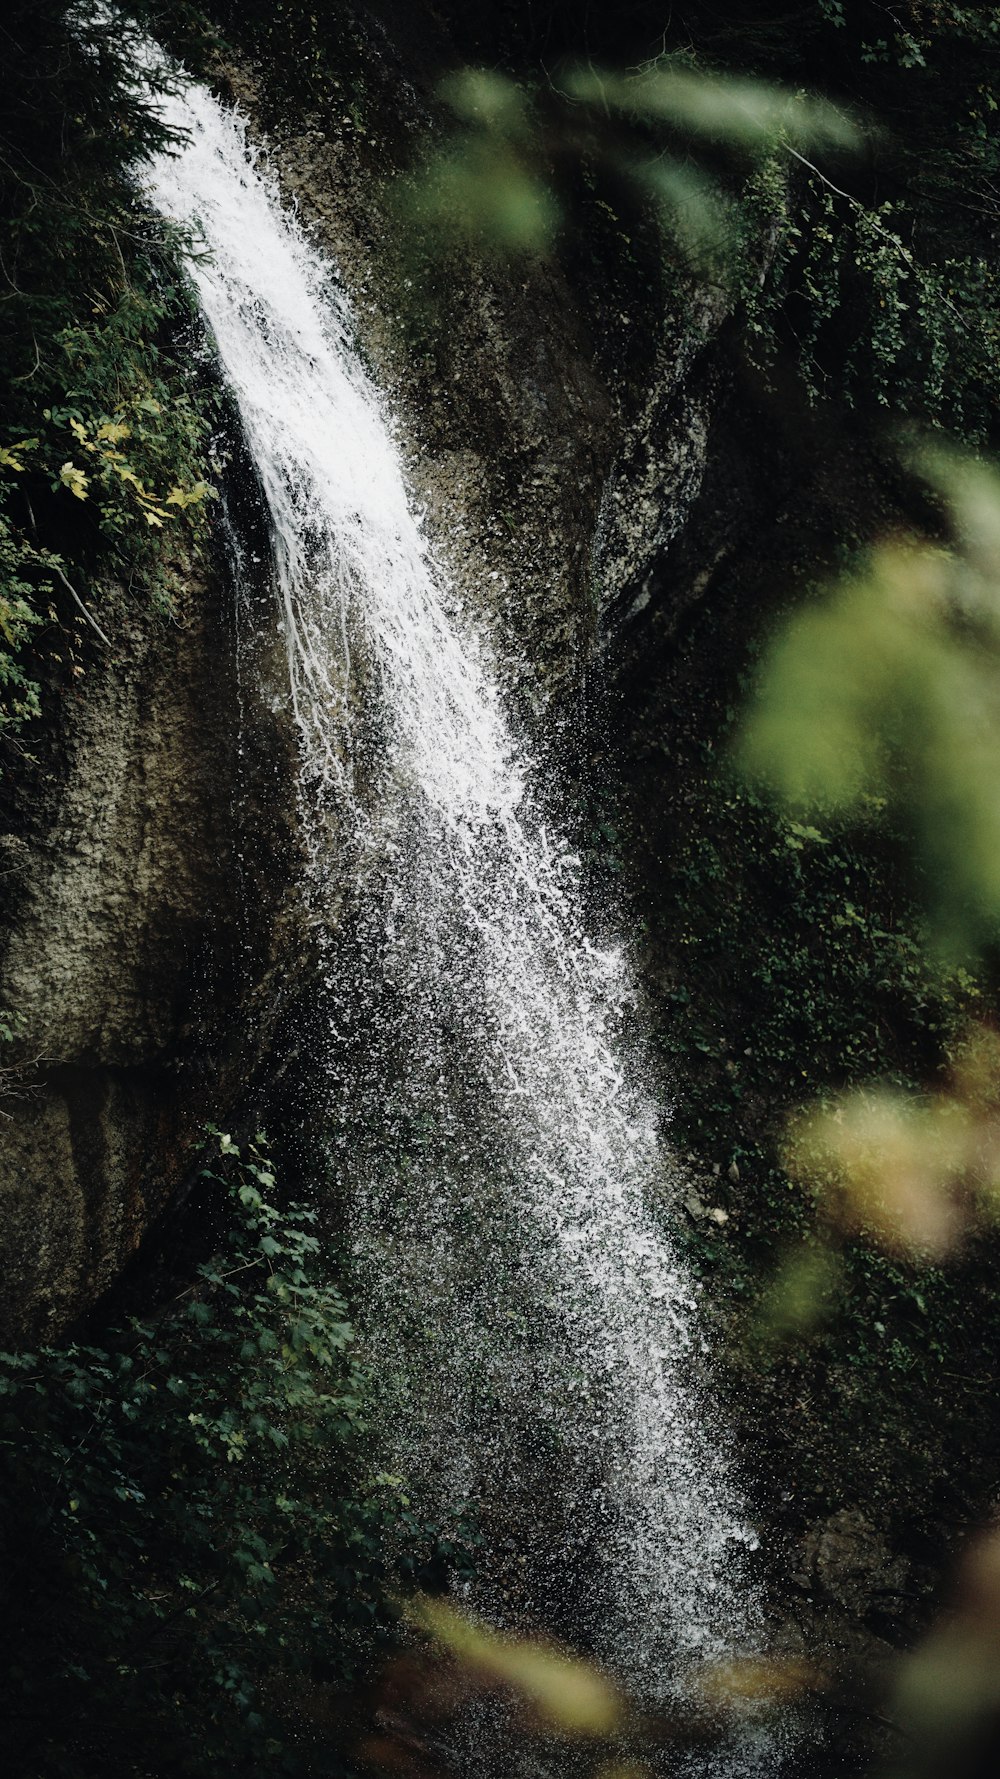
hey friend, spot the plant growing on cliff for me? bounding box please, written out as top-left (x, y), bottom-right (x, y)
top-left (0, 2), bottom-right (217, 751)
top-left (0, 1131), bottom-right (475, 1778)
top-left (380, 2), bottom-right (1000, 445)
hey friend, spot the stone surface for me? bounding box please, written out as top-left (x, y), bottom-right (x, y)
top-left (801, 1509), bottom-right (911, 1616)
top-left (0, 559), bottom-right (301, 1343)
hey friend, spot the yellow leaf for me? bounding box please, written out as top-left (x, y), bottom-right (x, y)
top-left (96, 420), bottom-right (131, 444)
top-left (783, 1091), bottom-right (966, 1257)
top-left (69, 417), bottom-right (88, 443)
top-left (59, 462), bottom-right (89, 500)
top-left (406, 1598), bottom-right (621, 1737)
top-left (697, 1655), bottom-right (827, 1708)
top-left (0, 439), bottom-right (36, 471)
top-left (166, 479), bottom-right (211, 508)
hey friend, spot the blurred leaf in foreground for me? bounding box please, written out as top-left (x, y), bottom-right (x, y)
top-left (784, 1088), bottom-right (966, 1257)
top-left (404, 1595), bottom-right (622, 1737)
top-left (632, 158), bottom-right (733, 277)
top-left (562, 64), bottom-right (857, 156)
top-left (404, 70), bottom-right (557, 254)
top-left (399, 55), bottom-right (856, 267)
top-left (753, 1241), bottom-right (843, 1344)
top-left (695, 1653), bottom-right (827, 1709)
top-left (888, 1525), bottom-right (1000, 1779)
top-left (410, 144), bottom-right (559, 255)
top-left (438, 69), bottom-right (533, 139)
top-left (737, 457), bottom-right (1000, 962)
top-left (592, 1765), bottom-right (651, 1779)
top-left (783, 1024), bottom-right (1000, 1257)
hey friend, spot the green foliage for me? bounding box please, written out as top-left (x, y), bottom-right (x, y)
top-left (0, 509), bottom-right (45, 731)
top-left (0, 3), bottom-right (216, 747)
top-left (739, 171), bottom-right (1000, 436)
top-left (0, 1006), bottom-right (26, 1047)
top-left (377, 3), bottom-right (1000, 446)
top-left (595, 502), bottom-right (1000, 1538)
top-left (699, 4), bottom-right (1000, 434)
top-left (610, 721), bottom-right (1000, 1566)
top-left (45, 292), bottom-right (214, 535)
top-left (737, 456), bottom-right (1000, 962)
top-left (651, 773), bottom-right (942, 1154)
top-left (0, 1131), bottom-right (475, 1778)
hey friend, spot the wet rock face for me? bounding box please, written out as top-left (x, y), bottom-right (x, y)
top-left (220, 3), bottom-right (751, 746)
top-left (0, 569), bottom-right (234, 1341)
top-left (0, 1069), bottom-right (193, 1346)
top-left (2, 582), bottom-right (236, 1070)
top-left (801, 1510), bottom-right (911, 1623)
top-left (0, 561), bottom-right (299, 1344)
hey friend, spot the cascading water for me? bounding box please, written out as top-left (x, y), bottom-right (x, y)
top-left (145, 66), bottom-right (791, 1775)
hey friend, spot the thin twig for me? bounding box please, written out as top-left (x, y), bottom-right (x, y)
top-left (51, 564), bottom-right (112, 648)
top-left (785, 143), bottom-right (972, 340)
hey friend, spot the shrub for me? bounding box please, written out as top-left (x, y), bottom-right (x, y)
top-left (0, 1131), bottom-right (475, 1777)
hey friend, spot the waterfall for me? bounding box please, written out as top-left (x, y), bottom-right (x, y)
top-left (145, 67), bottom-right (787, 1775)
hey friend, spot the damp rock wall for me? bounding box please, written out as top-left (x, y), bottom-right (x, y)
top-left (0, 552), bottom-right (304, 1342)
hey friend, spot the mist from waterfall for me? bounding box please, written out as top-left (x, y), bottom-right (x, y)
top-left (145, 68), bottom-right (789, 1775)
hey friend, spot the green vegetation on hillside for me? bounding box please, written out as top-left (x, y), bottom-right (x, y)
top-left (0, 1132), bottom-right (476, 1778)
top-left (0, 2), bottom-right (215, 757)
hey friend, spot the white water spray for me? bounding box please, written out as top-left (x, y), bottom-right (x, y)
top-left (146, 68), bottom-right (784, 1772)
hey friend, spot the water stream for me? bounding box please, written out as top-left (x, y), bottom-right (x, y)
top-left (145, 69), bottom-right (786, 1774)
